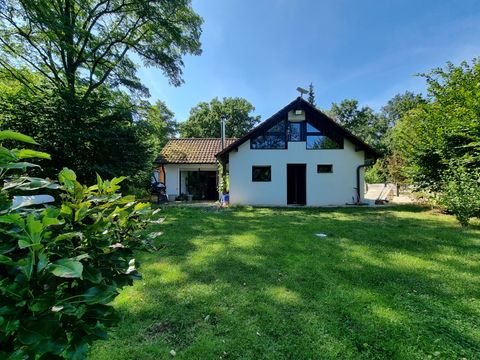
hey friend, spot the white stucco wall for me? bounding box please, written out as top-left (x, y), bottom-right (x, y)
top-left (163, 163), bottom-right (217, 196)
top-left (228, 139), bottom-right (366, 206)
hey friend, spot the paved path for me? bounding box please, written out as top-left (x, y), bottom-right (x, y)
top-left (390, 193), bottom-right (415, 204)
top-left (365, 184), bottom-right (387, 201)
top-left (164, 200), bottom-right (220, 208)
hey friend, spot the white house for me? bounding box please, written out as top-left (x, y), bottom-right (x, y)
top-left (157, 97), bottom-right (379, 205)
top-left (216, 97), bottom-right (379, 206)
top-left (155, 138), bottom-right (237, 200)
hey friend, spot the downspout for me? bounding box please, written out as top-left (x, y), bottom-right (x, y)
top-left (219, 116), bottom-right (227, 201)
top-left (356, 159), bottom-right (375, 203)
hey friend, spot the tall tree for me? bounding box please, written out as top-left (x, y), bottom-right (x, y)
top-left (307, 83), bottom-right (316, 106)
top-left (0, 0), bottom-right (201, 183)
top-left (392, 60), bottom-right (480, 190)
top-left (381, 91), bottom-right (426, 128)
top-left (180, 97), bottom-right (260, 138)
top-left (378, 91), bottom-right (426, 183)
top-left (0, 0), bottom-right (203, 102)
top-left (128, 100), bottom-right (177, 188)
top-left (0, 72), bottom-right (178, 185)
top-left (329, 99), bottom-right (388, 152)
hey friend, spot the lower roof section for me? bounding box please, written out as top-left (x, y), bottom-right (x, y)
top-left (156, 138), bottom-right (237, 164)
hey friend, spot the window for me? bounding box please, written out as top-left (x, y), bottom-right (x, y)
top-left (251, 135), bottom-right (286, 149)
top-left (252, 166), bottom-right (271, 182)
top-left (251, 120), bottom-right (287, 149)
top-left (250, 118), bottom-right (342, 149)
top-left (307, 123), bottom-right (320, 132)
top-left (307, 135), bottom-right (341, 149)
top-left (317, 164), bottom-right (333, 173)
top-left (288, 122), bottom-right (302, 141)
top-left (306, 121), bottom-right (341, 150)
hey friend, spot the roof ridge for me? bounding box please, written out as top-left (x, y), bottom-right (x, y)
top-left (167, 137), bottom-right (238, 141)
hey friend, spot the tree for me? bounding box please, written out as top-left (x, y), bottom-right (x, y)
top-left (180, 97), bottom-right (260, 138)
top-left (0, 0), bottom-right (203, 102)
top-left (392, 59), bottom-right (480, 191)
top-left (0, 0), bottom-right (202, 185)
top-left (0, 73), bottom-right (174, 184)
top-left (329, 99), bottom-right (388, 152)
top-left (307, 83), bottom-right (316, 106)
top-left (378, 91), bottom-right (426, 183)
top-left (381, 91), bottom-right (426, 128)
top-left (131, 100), bottom-right (177, 189)
top-left (136, 100), bottom-right (177, 148)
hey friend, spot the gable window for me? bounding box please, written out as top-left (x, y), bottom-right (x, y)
top-left (306, 122), bottom-right (342, 150)
top-left (252, 166), bottom-right (271, 182)
top-left (307, 123), bottom-right (319, 132)
top-left (307, 136), bottom-right (341, 149)
top-left (250, 118), bottom-right (342, 150)
top-left (288, 122), bottom-right (302, 141)
top-left (251, 120), bottom-right (287, 149)
top-left (317, 164), bottom-right (333, 173)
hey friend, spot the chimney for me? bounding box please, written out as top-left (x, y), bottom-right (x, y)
top-left (220, 116), bottom-right (226, 150)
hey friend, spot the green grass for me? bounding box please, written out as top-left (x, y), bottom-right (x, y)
top-left (89, 205), bottom-right (480, 360)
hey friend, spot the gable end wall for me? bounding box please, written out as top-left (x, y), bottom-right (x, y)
top-left (229, 139), bottom-right (365, 206)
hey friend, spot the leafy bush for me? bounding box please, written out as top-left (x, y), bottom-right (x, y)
top-left (217, 162), bottom-right (229, 195)
top-left (440, 165), bottom-right (480, 226)
top-left (365, 161), bottom-right (387, 184)
top-left (0, 131), bottom-right (156, 359)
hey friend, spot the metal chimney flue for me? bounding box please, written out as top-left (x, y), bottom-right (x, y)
top-left (220, 116), bottom-right (226, 150)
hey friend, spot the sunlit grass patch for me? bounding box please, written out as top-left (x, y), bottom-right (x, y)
top-left (90, 205), bottom-right (480, 360)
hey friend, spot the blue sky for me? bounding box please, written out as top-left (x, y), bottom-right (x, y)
top-left (137, 0), bottom-right (480, 122)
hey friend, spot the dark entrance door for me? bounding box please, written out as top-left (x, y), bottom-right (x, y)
top-left (287, 164), bottom-right (306, 205)
top-left (205, 171), bottom-right (218, 200)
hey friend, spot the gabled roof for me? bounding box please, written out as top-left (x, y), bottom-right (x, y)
top-left (156, 138), bottom-right (238, 164)
top-left (216, 97), bottom-right (380, 159)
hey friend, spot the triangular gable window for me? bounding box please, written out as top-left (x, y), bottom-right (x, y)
top-left (251, 119), bottom-right (287, 149)
top-left (307, 123), bottom-right (320, 133)
top-left (250, 118), bottom-right (342, 150)
top-left (305, 121), bottom-right (342, 150)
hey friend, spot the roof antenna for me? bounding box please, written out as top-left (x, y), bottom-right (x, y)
top-left (296, 87), bottom-right (308, 98)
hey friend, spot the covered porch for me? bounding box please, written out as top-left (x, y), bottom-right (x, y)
top-left (161, 163), bottom-right (219, 201)
top-left (155, 138), bottom-right (236, 202)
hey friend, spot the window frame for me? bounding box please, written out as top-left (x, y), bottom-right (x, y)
top-left (252, 166), bottom-right (272, 182)
top-left (287, 122), bottom-right (304, 142)
top-left (249, 118), bottom-right (344, 150)
top-left (317, 164), bottom-right (333, 173)
top-left (250, 120), bottom-right (287, 150)
top-left (306, 122), bottom-right (343, 150)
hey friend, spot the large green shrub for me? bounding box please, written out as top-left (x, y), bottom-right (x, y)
top-left (0, 131), bottom-right (156, 359)
top-left (440, 165), bottom-right (480, 227)
top-left (364, 160), bottom-right (387, 184)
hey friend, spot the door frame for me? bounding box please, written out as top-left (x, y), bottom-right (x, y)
top-left (286, 163), bottom-right (307, 205)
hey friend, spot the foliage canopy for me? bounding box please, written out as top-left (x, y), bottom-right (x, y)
top-left (392, 60), bottom-right (480, 190)
top-left (0, 76), bottom-right (176, 184)
top-left (329, 99), bottom-right (388, 152)
top-left (0, 0), bottom-right (203, 101)
top-left (180, 97), bottom-right (260, 138)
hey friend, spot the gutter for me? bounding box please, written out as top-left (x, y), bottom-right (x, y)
top-left (355, 159), bottom-right (375, 203)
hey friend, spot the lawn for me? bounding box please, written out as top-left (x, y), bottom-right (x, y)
top-left (89, 205), bottom-right (480, 360)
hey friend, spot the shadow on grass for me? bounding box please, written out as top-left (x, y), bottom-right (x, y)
top-left (90, 206), bottom-right (480, 360)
